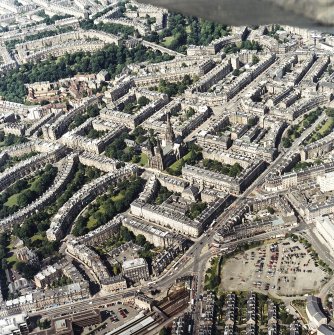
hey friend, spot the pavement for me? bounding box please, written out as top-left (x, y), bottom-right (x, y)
top-left (221, 238), bottom-right (326, 296)
top-left (25, 103), bottom-right (334, 335)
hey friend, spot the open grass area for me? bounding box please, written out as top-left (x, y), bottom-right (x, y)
top-left (291, 300), bottom-right (308, 323)
top-left (112, 191), bottom-right (125, 202)
top-left (304, 115), bottom-right (334, 144)
top-left (4, 165), bottom-right (57, 209)
top-left (6, 253), bottom-right (18, 267)
top-left (283, 109), bottom-right (323, 148)
top-left (319, 117), bottom-right (334, 136)
top-left (167, 151), bottom-right (192, 174)
top-left (85, 191), bottom-right (125, 230)
top-left (161, 35), bottom-right (175, 48)
top-left (139, 152), bottom-right (148, 166)
top-left (87, 217), bottom-right (98, 230)
top-left (31, 233), bottom-right (44, 242)
top-left (4, 194), bottom-right (19, 207)
top-left (72, 177), bottom-right (143, 237)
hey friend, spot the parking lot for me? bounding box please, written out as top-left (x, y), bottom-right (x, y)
top-left (82, 303), bottom-right (139, 335)
top-left (220, 239), bottom-right (327, 296)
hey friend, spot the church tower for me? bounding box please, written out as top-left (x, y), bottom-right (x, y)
top-left (163, 112), bottom-right (175, 146)
top-left (148, 137), bottom-right (165, 171)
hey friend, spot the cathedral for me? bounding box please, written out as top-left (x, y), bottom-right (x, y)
top-left (147, 112), bottom-right (185, 171)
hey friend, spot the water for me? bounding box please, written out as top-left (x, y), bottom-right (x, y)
top-left (138, 0), bottom-right (334, 32)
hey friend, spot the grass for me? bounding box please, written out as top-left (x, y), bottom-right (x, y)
top-left (169, 152), bottom-right (191, 171)
top-left (31, 233), bottom-right (44, 242)
top-left (139, 152), bottom-right (148, 166)
top-left (30, 177), bottom-right (41, 191)
top-left (86, 192), bottom-right (123, 230)
top-left (319, 117), bottom-right (334, 136)
top-left (167, 151), bottom-right (192, 173)
top-left (162, 35), bottom-right (175, 48)
top-left (291, 300), bottom-right (308, 323)
top-left (6, 253), bottom-right (18, 267)
top-left (4, 173), bottom-right (41, 208)
top-left (305, 117), bottom-right (334, 144)
top-left (87, 217), bottom-right (98, 230)
top-left (112, 192), bottom-right (125, 202)
top-left (5, 194), bottom-right (19, 207)
top-left (81, 188), bottom-right (128, 232)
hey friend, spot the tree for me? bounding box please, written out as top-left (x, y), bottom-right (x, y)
top-left (138, 96), bottom-right (150, 107)
top-left (267, 207), bottom-right (275, 215)
top-left (120, 226), bottom-right (135, 242)
top-left (131, 155), bottom-right (140, 164)
top-left (303, 119), bottom-right (310, 128)
top-left (247, 118), bottom-right (257, 127)
top-left (159, 327), bottom-right (171, 335)
top-left (135, 234), bottom-right (147, 246)
top-left (16, 190), bottom-right (34, 208)
top-left (15, 261), bottom-right (40, 280)
top-left (282, 137), bottom-right (292, 148)
top-left (233, 68), bottom-right (240, 76)
top-left (0, 44), bottom-right (173, 103)
top-left (37, 319), bottom-right (51, 329)
top-left (229, 163), bottom-right (243, 177)
top-left (87, 128), bottom-right (100, 139)
top-left (72, 216), bottom-right (88, 237)
top-left (252, 55), bottom-right (260, 65)
top-left (187, 202), bottom-right (207, 219)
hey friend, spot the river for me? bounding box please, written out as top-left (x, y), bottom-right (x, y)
top-left (138, 0), bottom-right (334, 32)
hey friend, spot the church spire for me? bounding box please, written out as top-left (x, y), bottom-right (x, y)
top-left (164, 112), bottom-right (175, 145)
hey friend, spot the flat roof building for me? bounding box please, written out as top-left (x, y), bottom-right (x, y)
top-left (122, 258), bottom-right (149, 284)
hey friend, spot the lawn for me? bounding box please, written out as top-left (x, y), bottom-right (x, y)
top-left (4, 172), bottom-right (44, 208)
top-left (319, 117), bottom-right (334, 136)
top-left (305, 117), bottom-right (334, 144)
top-left (112, 191), bottom-right (125, 202)
top-left (6, 253), bottom-right (18, 267)
top-left (139, 152), bottom-right (148, 166)
top-left (87, 217), bottom-right (98, 230)
top-left (291, 300), bottom-right (308, 324)
top-left (167, 151), bottom-right (192, 174)
top-left (87, 204), bottom-right (107, 230)
top-left (31, 233), bottom-right (44, 242)
top-left (162, 35), bottom-right (175, 48)
top-left (4, 194), bottom-right (19, 207)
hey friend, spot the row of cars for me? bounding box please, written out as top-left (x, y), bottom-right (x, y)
top-left (105, 307), bottom-right (129, 324)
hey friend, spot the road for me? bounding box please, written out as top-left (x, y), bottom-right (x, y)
top-left (24, 106), bottom-right (333, 334)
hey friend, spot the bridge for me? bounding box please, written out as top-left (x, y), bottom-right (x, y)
top-left (141, 39), bottom-right (185, 58)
